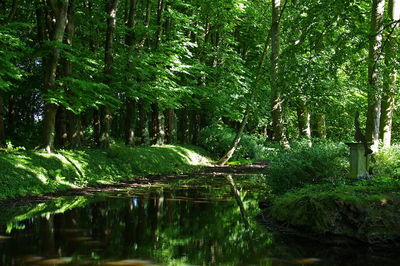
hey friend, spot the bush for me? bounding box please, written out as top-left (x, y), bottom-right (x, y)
top-left (373, 144), bottom-right (400, 179)
top-left (198, 124), bottom-right (256, 160)
top-left (198, 124), bottom-right (279, 161)
top-left (267, 140), bottom-right (349, 194)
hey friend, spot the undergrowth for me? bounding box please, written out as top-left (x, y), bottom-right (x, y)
top-left (267, 140), bottom-right (349, 194)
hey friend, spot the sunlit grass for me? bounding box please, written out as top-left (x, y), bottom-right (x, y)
top-left (0, 145), bottom-right (211, 200)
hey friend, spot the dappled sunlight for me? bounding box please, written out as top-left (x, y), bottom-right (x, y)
top-left (0, 145), bottom-right (209, 199)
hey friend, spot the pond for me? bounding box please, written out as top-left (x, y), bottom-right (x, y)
top-left (0, 175), bottom-right (398, 265)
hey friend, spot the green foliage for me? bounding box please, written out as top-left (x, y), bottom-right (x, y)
top-left (198, 124), bottom-right (274, 160)
top-left (0, 22), bottom-right (30, 92)
top-left (270, 178), bottom-right (400, 242)
top-left (267, 140), bottom-right (349, 194)
top-left (0, 145), bottom-right (210, 200)
top-left (372, 144), bottom-right (400, 179)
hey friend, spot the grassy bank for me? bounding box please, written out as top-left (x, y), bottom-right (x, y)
top-left (265, 144), bottom-right (400, 243)
top-left (0, 145), bottom-right (210, 200)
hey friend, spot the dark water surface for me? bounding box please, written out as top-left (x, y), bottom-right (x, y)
top-left (0, 175), bottom-right (398, 265)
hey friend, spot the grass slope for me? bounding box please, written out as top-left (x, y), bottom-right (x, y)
top-left (0, 145), bottom-right (210, 199)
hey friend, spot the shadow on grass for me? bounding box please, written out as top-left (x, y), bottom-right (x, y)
top-left (0, 145), bottom-right (209, 199)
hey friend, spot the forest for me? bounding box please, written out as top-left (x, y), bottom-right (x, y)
top-left (0, 0), bottom-right (400, 264)
top-left (0, 0), bottom-right (397, 151)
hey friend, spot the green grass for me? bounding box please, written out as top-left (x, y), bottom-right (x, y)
top-left (0, 144), bottom-right (211, 200)
top-left (269, 178), bottom-right (400, 242)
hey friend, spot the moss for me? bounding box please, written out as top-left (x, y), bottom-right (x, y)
top-left (270, 180), bottom-right (400, 243)
top-left (0, 144), bottom-right (210, 200)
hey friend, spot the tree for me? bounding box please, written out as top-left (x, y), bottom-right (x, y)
top-left (380, 0), bottom-right (400, 147)
top-left (38, 0), bottom-right (70, 152)
top-left (124, 0), bottom-right (138, 147)
top-left (99, 0), bottom-right (120, 149)
top-left (270, 0), bottom-right (286, 144)
top-left (0, 92), bottom-right (5, 147)
top-left (366, 0), bottom-right (385, 151)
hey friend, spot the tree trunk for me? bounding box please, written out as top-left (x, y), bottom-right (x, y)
top-left (6, 94), bottom-right (15, 136)
top-left (379, 0), bottom-right (399, 147)
top-left (313, 112), bottom-right (326, 139)
top-left (41, 103), bottom-right (58, 152)
top-left (0, 93), bottom-right (5, 147)
top-left (62, 0), bottom-right (79, 148)
top-left (155, 0), bottom-right (166, 48)
top-left (178, 108), bottom-right (189, 144)
top-left (123, 0), bottom-right (138, 146)
top-left (164, 109), bottom-right (174, 144)
top-left (99, 105), bottom-right (112, 149)
top-left (150, 103), bottom-right (161, 145)
top-left (125, 98), bottom-right (135, 146)
top-left (148, 0), bottom-right (166, 145)
top-left (67, 112), bottom-right (81, 148)
top-left (55, 106), bottom-right (67, 148)
top-left (125, 0), bottom-right (137, 46)
top-left (5, 0), bottom-right (17, 23)
top-left (138, 99), bottom-right (147, 145)
top-left (296, 102), bottom-right (311, 142)
top-left (99, 0), bottom-right (119, 149)
top-left (93, 109), bottom-right (101, 146)
top-left (189, 110), bottom-right (199, 145)
top-left (366, 0), bottom-right (385, 152)
top-left (39, 0), bottom-right (69, 152)
top-left (270, 0), bottom-right (285, 144)
top-left (217, 110), bottom-right (249, 165)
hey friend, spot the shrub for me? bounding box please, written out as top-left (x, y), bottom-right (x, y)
top-left (373, 144), bottom-right (400, 179)
top-left (198, 124), bottom-right (257, 160)
top-left (267, 140), bottom-right (349, 194)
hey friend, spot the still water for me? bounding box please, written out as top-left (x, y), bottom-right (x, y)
top-left (0, 175), bottom-right (398, 265)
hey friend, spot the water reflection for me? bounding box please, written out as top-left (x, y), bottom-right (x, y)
top-left (0, 175), bottom-right (399, 265)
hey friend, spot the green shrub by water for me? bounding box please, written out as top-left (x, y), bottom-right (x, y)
top-left (267, 140), bottom-right (349, 195)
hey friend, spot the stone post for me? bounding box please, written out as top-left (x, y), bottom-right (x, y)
top-left (345, 143), bottom-right (372, 179)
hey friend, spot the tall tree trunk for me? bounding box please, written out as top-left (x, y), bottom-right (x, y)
top-left (99, 0), bottom-right (119, 149)
top-left (5, 0), bottom-right (17, 23)
top-left (7, 94), bottom-right (15, 136)
top-left (150, 103), bottom-right (160, 145)
top-left (216, 0), bottom-right (291, 165)
top-left (155, 0), bottom-right (166, 48)
top-left (55, 106), bottom-right (67, 148)
top-left (0, 93), bottom-right (5, 147)
top-left (379, 0), bottom-right (399, 147)
top-left (270, 0), bottom-right (285, 144)
top-left (138, 100), bottom-right (147, 145)
top-left (62, 0), bottom-right (80, 148)
top-left (313, 112), bottom-right (326, 139)
top-left (124, 0), bottom-right (138, 146)
top-left (57, 0), bottom-right (75, 149)
top-left (178, 108), bottom-right (189, 144)
top-left (125, 98), bottom-right (135, 146)
top-left (217, 111), bottom-right (249, 165)
top-left (164, 109), bottom-right (174, 144)
top-left (93, 109), bottom-right (101, 146)
top-left (189, 110), bottom-right (199, 145)
top-left (67, 111), bottom-right (81, 148)
top-left (149, 0), bottom-right (166, 145)
top-left (366, 0), bottom-right (385, 152)
top-left (39, 0), bottom-right (69, 153)
top-left (296, 101), bottom-right (311, 142)
top-left (100, 106), bottom-right (112, 148)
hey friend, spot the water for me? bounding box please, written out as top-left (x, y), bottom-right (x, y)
top-left (0, 175), bottom-right (398, 265)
